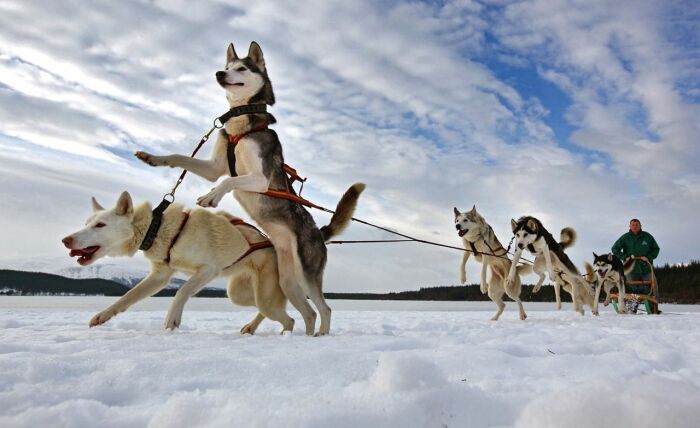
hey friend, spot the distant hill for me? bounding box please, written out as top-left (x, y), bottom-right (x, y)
top-left (0, 270), bottom-right (225, 297)
top-left (1, 260), bottom-right (698, 303)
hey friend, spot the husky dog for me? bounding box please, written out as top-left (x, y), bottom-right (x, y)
top-left (454, 206), bottom-right (532, 320)
top-left (506, 216), bottom-right (597, 315)
top-left (135, 41), bottom-right (364, 335)
top-left (62, 191), bottom-right (294, 333)
top-left (584, 253), bottom-right (634, 313)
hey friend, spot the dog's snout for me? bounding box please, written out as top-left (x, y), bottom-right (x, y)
top-left (455, 224), bottom-right (461, 230)
top-left (517, 243), bottom-right (524, 249)
top-left (62, 236), bottom-right (73, 248)
top-left (216, 71), bottom-right (226, 80)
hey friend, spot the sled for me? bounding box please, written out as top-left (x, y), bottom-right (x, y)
top-left (610, 257), bottom-right (660, 314)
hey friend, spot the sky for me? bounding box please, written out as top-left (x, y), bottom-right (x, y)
top-left (0, 0), bottom-right (699, 293)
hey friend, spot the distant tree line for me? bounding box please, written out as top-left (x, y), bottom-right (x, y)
top-left (2, 261), bottom-right (699, 303)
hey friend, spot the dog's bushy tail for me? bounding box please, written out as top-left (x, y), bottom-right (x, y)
top-left (320, 183), bottom-right (366, 242)
top-left (622, 257), bottom-right (635, 275)
top-left (584, 262), bottom-right (596, 285)
top-left (559, 227), bottom-right (577, 250)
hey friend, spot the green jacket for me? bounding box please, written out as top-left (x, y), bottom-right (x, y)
top-left (611, 230), bottom-right (660, 274)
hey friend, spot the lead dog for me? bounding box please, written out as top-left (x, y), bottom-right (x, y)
top-left (135, 41), bottom-right (365, 335)
top-left (506, 216), bottom-right (597, 315)
top-left (454, 206), bottom-right (532, 320)
top-left (62, 191), bottom-right (294, 333)
top-left (584, 253), bottom-right (634, 313)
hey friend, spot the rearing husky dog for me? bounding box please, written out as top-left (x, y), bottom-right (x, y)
top-left (506, 216), bottom-right (596, 315)
top-left (454, 206), bottom-right (532, 320)
top-left (62, 191), bottom-right (294, 333)
top-left (135, 41), bottom-right (365, 335)
top-left (584, 253), bottom-right (634, 313)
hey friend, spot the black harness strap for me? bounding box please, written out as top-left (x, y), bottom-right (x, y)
top-left (216, 104), bottom-right (267, 126)
top-left (139, 198), bottom-right (173, 251)
top-left (469, 241), bottom-right (480, 257)
top-left (227, 140), bottom-right (237, 177)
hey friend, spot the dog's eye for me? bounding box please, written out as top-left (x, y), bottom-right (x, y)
top-left (236, 67), bottom-right (246, 72)
top-left (522, 232), bottom-right (528, 237)
top-left (95, 222), bottom-right (106, 228)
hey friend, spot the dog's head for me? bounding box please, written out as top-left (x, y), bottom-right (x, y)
top-left (216, 41), bottom-right (275, 107)
top-left (454, 205), bottom-right (485, 242)
top-left (61, 191), bottom-right (136, 266)
top-left (592, 252), bottom-right (616, 280)
top-left (511, 216), bottom-right (539, 251)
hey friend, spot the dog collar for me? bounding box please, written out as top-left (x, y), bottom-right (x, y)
top-left (214, 104), bottom-right (268, 127)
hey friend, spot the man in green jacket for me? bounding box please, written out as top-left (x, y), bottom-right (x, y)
top-left (611, 218), bottom-right (660, 296)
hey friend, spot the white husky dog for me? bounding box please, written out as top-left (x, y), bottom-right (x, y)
top-left (454, 206), bottom-right (532, 320)
top-left (506, 216), bottom-right (597, 315)
top-left (135, 41), bottom-right (364, 335)
top-left (62, 191), bottom-right (293, 333)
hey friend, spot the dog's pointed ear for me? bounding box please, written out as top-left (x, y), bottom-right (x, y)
top-left (511, 219), bottom-right (518, 232)
top-left (226, 43), bottom-right (238, 66)
top-left (453, 207), bottom-right (460, 218)
top-left (607, 254), bottom-right (613, 262)
top-left (527, 218), bottom-right (537, 232)
top-left (592, 252), bottom-right (598, 259)
top-left (115, 191), bottom-right (133, 216)
top-left (248, 41), bottom-right (266, 73)
top-left (469, 205), bottom-right (477, 215)
top-left (91, 197), bottom-right (104, 212)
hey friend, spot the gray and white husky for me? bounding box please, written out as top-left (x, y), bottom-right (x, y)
top-left (584, 253), bottom-right (634, 313)
top-left (135, 41), bottom-right (365, 335)
top-left (506, 216), bottom-right (597, 315)
top-left (62, 191), bottom-right (293, 333)
top-left (454, 206), bottom-right (532, 320)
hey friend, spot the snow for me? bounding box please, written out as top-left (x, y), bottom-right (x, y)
top-left (1, 297), bottom-right (699, 428)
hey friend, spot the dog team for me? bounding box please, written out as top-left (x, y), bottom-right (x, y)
top-left (61, 41), bottom-right (632, 335)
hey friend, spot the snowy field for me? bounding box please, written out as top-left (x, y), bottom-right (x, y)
top-left (1, 297), bottom-right (699, 428)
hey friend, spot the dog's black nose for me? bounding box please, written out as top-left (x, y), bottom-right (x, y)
top-left (216, 71), bottom-right (226, 80)
top-left (455, 224), bottom-right (461, 230)
top-left (517, 243), bottom-right (524, 249)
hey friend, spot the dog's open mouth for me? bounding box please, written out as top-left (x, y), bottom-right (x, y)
top-left (458, 229), bottom-right (467, 237)
top-left (69, 246), bottom-right (100, 265)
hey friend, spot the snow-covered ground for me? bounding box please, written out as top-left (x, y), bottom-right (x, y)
top-left (1, 297), bottom-right (699, 428)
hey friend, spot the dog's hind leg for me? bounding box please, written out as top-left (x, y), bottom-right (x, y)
top-left (554, 280), bottom-right (562, 310)
top-left (504, 277), bottom-right (527, 321)
top-left (479, 257), bottom-right (489, 294)
top-left (305, 274), bottom-right (332, 336)
top-left (164, 265), bottom-right (220, 330)
top-left (90, 262), bottom-right (174, 327)
top-left (617, 281), bottom-right (627, 314)
top-left (241, 313), bottom-right (265, 335)
top-left (488, 285), bottom-right (506, 321)
top-left (592, 281), bottom-right (602, 315)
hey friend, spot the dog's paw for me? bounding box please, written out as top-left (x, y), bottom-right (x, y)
top-left (592, 310), bottom-right (600, 316)
top-left (556, 302), bottom-right (562, 311)
top-left (163, 311), bottom-right (182, 330)
top-left (533, 284), bottom-right (542, 293)
top-left (460, 273), bottom-right (467, 284)
top-left (89, 310), bottom-right (114, 327)
top-left (196, 188), bottom-right (224, 208)
top-left (135, 151), bottom-right (166, 167)
top-left (240, 323), bottom-right (257, 335)
top-left (520, 312), bottom-right (527, 321)
top-left (480, 284), bottom-right (488, 294)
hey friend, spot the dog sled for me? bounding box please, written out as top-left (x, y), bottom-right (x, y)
top-left (610, 256), bottom-right (660, 314)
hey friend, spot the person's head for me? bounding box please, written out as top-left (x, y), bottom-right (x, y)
top-left (629, 218), bottom-right (641, 234)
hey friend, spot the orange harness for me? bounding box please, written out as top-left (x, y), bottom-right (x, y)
top-left (227, 218), bottom-right (274, 267)
top-left (228, 125), bottom-right (323, 209)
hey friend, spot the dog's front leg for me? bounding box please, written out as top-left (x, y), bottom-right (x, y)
top-left (592, 279), bottom-right (602, 316)
top-left (505, 248), bottom-right (522, 290)
top-left (554, 279), bottom-right (562, 310)
top-left (164, 265), bottom-right (220, 330)
top-left (617, 280), bottom-right (627, 314)
top-left (90, 263), bottom-right (174, 327)
top-left (480, 256), bottom-right (489, 294)
top-left (196, 174), bottom-right (269, 208)
top-left (459, 251), bottom-right (471, 284)
top-left (135, 132), bottom-right (229, 182)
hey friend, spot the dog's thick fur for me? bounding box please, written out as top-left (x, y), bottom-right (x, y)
top-left (506, 216), bottom-right (597, 315)
top-left (134, 41), bottom-right (364, 335)
top-left (454, 206), bottom-right (532, 320)
top-left (62, 191), bottom-right (294, 333)
top-left (584, 253), bottom-right (635, 313)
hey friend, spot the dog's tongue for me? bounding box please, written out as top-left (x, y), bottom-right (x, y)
top-left (69, 246), bottom-right (99, 257)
